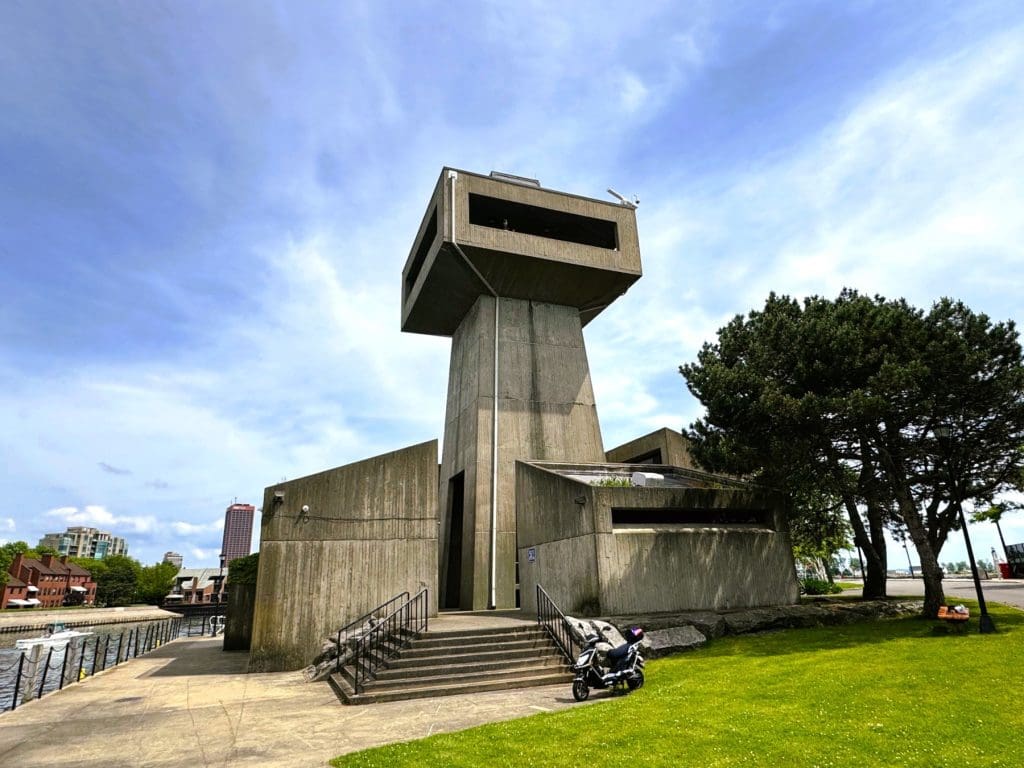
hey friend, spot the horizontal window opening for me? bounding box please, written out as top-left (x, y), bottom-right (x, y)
top-left (468, 193), bottom-right (618, 249)
top-left (405, 206), bottom-right (437, 298)
top-left (621, 448), bottom-right (662, 465)
top-left (611, 507), bottom-right (771, 527)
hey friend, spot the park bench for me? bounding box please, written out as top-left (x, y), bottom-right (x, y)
top-left (936, 604), bottom-right (970, 633)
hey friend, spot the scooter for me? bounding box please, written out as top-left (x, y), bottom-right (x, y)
top-left (571, 624), bottom-right (645, 701)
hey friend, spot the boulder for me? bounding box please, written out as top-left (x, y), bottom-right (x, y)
top-left (644, 625), bottom-right (707, 658)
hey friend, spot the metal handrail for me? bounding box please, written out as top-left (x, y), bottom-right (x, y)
top-left (348, 588), bottom-right (429, 694)
top-left (536, 584), bottom-right (580, 663)
top-left (334, 591), bottom-right (410, 661)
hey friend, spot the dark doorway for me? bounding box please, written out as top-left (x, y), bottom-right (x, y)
top-left (443, 472), bottom-right (465, 609)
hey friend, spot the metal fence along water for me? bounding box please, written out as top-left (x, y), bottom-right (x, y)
top-left (0, 613), bottom-right (227, 712)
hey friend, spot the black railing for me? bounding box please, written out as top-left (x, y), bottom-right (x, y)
top-left (347, 589), bottom-right (429, 694)
top-left (2, 616), bottom-right (183, 711)
top-left (536, 584), bottom-right (579, 664)
top-left (334, 591), bottom-right (410, 663)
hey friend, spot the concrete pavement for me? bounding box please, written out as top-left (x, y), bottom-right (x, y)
top-left (882, 578), bottom-right (1024, 610)
top-left (0, 613), bottom-right (596, 768)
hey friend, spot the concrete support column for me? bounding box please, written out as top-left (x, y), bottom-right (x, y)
top-left (438, 295), bottom-right (606, 610)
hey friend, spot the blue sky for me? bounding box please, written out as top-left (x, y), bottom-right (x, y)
top-left (2, 1), bottom-right (1022, 572)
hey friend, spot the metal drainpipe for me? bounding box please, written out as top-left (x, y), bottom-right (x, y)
top-left (447, 170), bottom-right (500, 610)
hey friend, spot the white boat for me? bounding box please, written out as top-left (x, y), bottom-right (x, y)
top-left (15, 620), bottom-right (93, 650)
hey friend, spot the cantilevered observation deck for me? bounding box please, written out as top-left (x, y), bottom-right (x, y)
top-left (402, 169), bottom-right (641, 336)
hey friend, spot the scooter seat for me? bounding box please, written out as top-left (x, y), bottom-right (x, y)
top-left (607, 642), bottom-right (630, 662)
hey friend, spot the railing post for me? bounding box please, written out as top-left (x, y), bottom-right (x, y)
top-left (37, 646), bottom-right (54, 698)
top-left (59, 641), bottom-right (70, 689)
top-left (10, 651), bottom-right (26, 711)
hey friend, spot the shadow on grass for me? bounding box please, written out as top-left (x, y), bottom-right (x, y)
top-left (691, 601), bottom-right (1024, 659)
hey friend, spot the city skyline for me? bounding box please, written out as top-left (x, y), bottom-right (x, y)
top-left (2, 2), bottom-right (1023, 568)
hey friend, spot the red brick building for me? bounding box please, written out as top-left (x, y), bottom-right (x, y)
top-left (2, 553), bottom-right (97, 609)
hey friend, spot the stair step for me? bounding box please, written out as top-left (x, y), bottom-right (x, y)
top-left (398, 637), bottom-right (553, 658)
top-left (371, 665), bottom-right (567, 691)
top-left (328, 671), bottom-right (355, 703)
top-left (376, 655), bottom-right (569, 684)
top-left (405, 634), bottom-right (548, 648)
top-left (422, 625), bottom-right (542, 640)
top-left (344, 670), bottom-right (574, 705)
top-left (375, 655), bottom-right (565, 681)
top-left (328, 618), bottom-right (571, 705)
top-left (386, 646), bottom-right (560, 669)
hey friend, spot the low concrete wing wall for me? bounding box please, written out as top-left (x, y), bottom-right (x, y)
top-left (249, 440), bottom-right (439, 672)
top-left (598, 527), bottom-right (798, 613)
top-left (517, 461), bottom-right (799, 617)
top-left (516, 461), bottom-right (602, 616)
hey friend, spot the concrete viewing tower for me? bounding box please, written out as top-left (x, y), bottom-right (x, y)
top-left (402, 168), bottom-right (642, 610)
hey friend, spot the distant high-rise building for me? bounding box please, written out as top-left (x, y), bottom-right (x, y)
top-left (38, 526), bottom-right (128, 560)
top-left (163, 551), bottom-right (184, 569)
top-left (220, 503), bottom-right (255, 569)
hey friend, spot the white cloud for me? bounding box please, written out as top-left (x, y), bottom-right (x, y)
top-left (188, 546), bottom-right (217, 561)
top-left (171, 519), bottom-right (224, 536)
top-left (618, 72), bottom-right (650, 114)
top-left (1, 517), bottom-right (14, 532)
top-left (45, 505), bottom-right (157, 534)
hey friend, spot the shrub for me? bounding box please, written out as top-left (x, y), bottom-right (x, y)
top-left (801, 577), bottom-right (842, 595)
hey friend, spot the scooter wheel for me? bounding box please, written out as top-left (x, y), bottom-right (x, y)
top-left (626, 670), bottom-right (645, 691)
top-left (572, 677), bottom-right (590, 702)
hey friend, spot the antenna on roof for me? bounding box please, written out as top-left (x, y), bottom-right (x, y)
top-left (607, 188), bottom-right (639, 209)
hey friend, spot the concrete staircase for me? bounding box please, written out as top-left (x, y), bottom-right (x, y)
top-left (329, 623), bottom-right (572, 705)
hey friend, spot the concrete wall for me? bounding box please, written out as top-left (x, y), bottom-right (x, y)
top-left (605, 427), bottom-right (696, 469)
top-left (438, 296), bottom-right (606, 610)
top-left (248, 441), bottom-right (438, 672)
top-left (517, 461), bottom-right (799, 616)
top-left (223, 582), bottom-right (255, 652)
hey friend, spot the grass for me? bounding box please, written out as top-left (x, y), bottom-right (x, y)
top-left (833, 581), bottom-right (864, 591)
top-left (332, 602), bottom-right (1024, 768)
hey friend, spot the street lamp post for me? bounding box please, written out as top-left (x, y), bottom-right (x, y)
top-left (902, 541), bottom-right (915, 579)
top-left (934, 425), bottom-right (996, 634)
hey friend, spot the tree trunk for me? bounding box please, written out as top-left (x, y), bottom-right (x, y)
top-left (918, 559), bottom-right (945, 616)
top-left (902, 502), bottom-right (946, 616)
top-left (841, 494), bottom-right (888, 599)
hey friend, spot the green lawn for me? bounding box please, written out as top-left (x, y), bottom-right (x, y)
top-left (333, 602), bottom-right (1024, 768)
top-left (833, 581), bottom-right (864, 591)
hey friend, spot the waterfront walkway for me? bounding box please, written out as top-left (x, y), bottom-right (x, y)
top-left (0, 612), bottom-right (589, 768)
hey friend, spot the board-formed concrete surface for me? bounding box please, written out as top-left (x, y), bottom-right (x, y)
top-left (0, 633), bottom-right (595, 768)
top-left (251, 440), bottom-right (440, 672)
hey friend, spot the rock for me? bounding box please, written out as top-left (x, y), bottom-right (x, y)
top-left (644, 625), bottom-right (707, 658)
top-left (679, 612), bottom-right (728, 639)
top-left (722, 608), bottom-right (792, 634)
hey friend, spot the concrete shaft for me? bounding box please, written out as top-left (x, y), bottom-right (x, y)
top-left (438, 295), bottom-right (605, 610)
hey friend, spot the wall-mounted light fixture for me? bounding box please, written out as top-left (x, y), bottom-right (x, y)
top-left (273, 490), bottom-right (285, 504)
